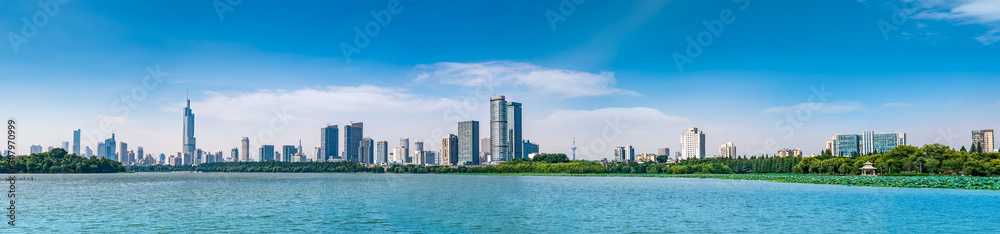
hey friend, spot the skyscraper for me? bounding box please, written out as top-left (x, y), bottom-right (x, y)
top-left (376, 141), bottom-right (388, 164)
top-left (30, 145), bottom-right (43, 154)
top-left (344, 122), bottom-right (364, 162)
top-left (973, 130), bottom-right (995, 153)
top-left (490, 96), bottom-right (509, 162)
top-left (458, 121), bottom-right (480, 165)
top-left (720, 142), bottom-right (736, 158)
top-left (282, 145), bottom-right (297, 162)
top-left (119, 142), bottom-right (128, 163)
top-left (183, 97), bottom-right (196, 165)
top-left (507, 101), bottom-right (523, 159)
top-left (442, 134), bottom-right (458, 166)
top-left (399, 138), bottom-right (409, 163)
top-left (103, 134), bottom-right (116, 161)
top-left (240, 137), bottom-right (250, 162)
top-left (97, 143), bottom-right (106, 158)
top-left (321, 125), bottom-right (339, 161)
top-left (259, 145), bottom-right (275, 162)
top-left (680, 127), bottom-right (705, 160)
top-left (414, 141), bottom-right (424, 152)
top-left (61, 142), bottom-right (69, 151)
top-left (72, 129), bottom-right (81, 155)
top-left (84, 146), bottom-right (92, 157)
top-left (359, 138), bottom-right (374, 164)
top-left (231, 148), bottom-right (238, 162)
top-left (137, 147), bottom-right (144, 162)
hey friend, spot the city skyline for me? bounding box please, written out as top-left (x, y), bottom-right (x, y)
top-left (5, 1), bottom-right (1000, 160)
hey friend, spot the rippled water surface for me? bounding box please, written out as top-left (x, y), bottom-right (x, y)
top-left (7, 173), bottom-right (1000, 233)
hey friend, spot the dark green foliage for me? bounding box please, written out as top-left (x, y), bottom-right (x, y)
top-left (0, 148), bottom-right (124, 173)
top-left (530, 153), bottom-right (570, 163)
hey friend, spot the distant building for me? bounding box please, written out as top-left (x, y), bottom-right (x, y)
top-left (282, 145), bottom-right (297, 162)
top-left (399, 138), bottom-right (410, 163)
top-left (183, 97), bottom-right (196, 165)
top-left (376, 141), bottom-right (389, 164)
top-left (72, 129), bottom-right (81, 155)
top-left (523, 140), bottom-right (539, 157)
top-left (344, 122), bottom-right (364, 162)
top-left (97, 143), bottom-right (106, 158)
top-left (30, 145), bottom-right (43, 154)
top-left (119, 142), bottom-right (128, 164)
top-left (777, 148), bottom-right (802, 157)
top-left (831, 132), bottom-right (906, 156)
top-left (84, 146), bottom-right (93, 157)
top-left (240, 137), bottom-right (250, 162)
top-left (413, 150), bottom-right (425, 165)
top-left (441, 134), bottom-right (458, 166)
top-left (359, 138), bottom-right (374, 164)
top-left (259, 145), bottom-right (275, 162)
top-left (458, 121), bottom-right (480, 165)
top-left (680, 127), bottom-right (706, 160)
top-left (973, 129), bottom-right (995, 153)
top-left (313, 147), bottom-right (322, 162)
top-left (636, 153), bottom-right (657, 162)
top-left (137, 147), bottom-right (144, 162)
top-left (719, 142), bottom-right (736, 158)
top-left (657, 148), bottom-right (670, 157)
top-left (614, 145), bottom-right (635, 162)
top-left (393, 146), bottom-right (407, 164)
top-left (60, 142), bottom-right (69, 151)
top-left (423, 151), bottom-right (436, 165)
top-left (321, 125), bottom-right (339, 161)
top-left (414, 141), bottom-right (424, 152)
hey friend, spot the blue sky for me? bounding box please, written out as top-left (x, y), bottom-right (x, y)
top-left (2, 0), bottom-right (999, 159)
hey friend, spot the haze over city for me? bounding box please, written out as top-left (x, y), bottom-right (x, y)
top-left (4, 0), bottom-right (1000, 160)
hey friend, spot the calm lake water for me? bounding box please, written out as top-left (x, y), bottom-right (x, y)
top-left (5, 173), bottom-right (1000, 233)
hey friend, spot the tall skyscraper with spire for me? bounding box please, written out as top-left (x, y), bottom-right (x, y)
top-left (183, 95), bottom-right (196, 165)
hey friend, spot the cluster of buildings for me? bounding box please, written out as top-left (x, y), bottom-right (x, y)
top-left (24, 95), bottom-right (999, 166)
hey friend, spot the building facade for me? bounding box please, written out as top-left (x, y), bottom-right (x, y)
top-left (321, 125), bottom-right (339, 161)
top-left (442, 134), bottom-right (458, 166)
top-left (359, 138), bottom-right (374, 164)
top-left (344, 122), bottom-right (364, 162)
top-left (458, 121), bottom-right (480, 165)
top-left (680, 128), bottom-right (706, 160)
top-left (720, 142), bottom-right (736, 158)
top-left (832, 132), bottom-right (906, 156)
top-left (523, 140), bottom-right (539, 158)
top-left (776, 148), bottom-right (802, 157)
top-left (72, 129), bottom-right (81, 155)
top-left (259, 145), bottom-right (275, 162)
top-left (183, 98), bottom-right (196, 165)
top-left (973, 129), bottom-right (995, 153)
top-left (614, 145), bottom-right (635, 162)
top-left (240, 137), bottom-right (250, 162)
top-left (376, 141), bottom-right (389, 164)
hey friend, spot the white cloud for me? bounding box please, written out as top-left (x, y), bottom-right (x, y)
top-left (161, 85), bottom-right (461, 123)
top-left (533, 107), bottom-right (689, 158)
top-left (911, 0), bottom-right (1000, 45)
top-left (412, 61), bottom-right (639, 98)
top-left (762, 102), bottom-right (864, 114)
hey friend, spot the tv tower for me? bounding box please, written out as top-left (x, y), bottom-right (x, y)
top-left (571, 137), bottom-right (577, 160)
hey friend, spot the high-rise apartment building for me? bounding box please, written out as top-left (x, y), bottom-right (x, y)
top-left (442, 134), bottom-right (458, 166)
top-left (614, 145), bottom-right (635, 162)
top-left (459, 121), bottom-right (480, 165)
top-left (680, 128), bottom-right (706, 160)
top-left (507, 102), bottom-right (523, 159)
top-left (720, 142), bottom-right (736, 158)
top-left (344, 122), bottom-right (364, 162)
top-left (183, 97), bottom-right (196, 165)
top-left (777, 148), bottom-right (802, 157)
top-left (119, 142), bottom-right (128, 163)
top-left (321, 125), bottom-right (339, 161)
top-left (973, 130), bottom-right (995, 153)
